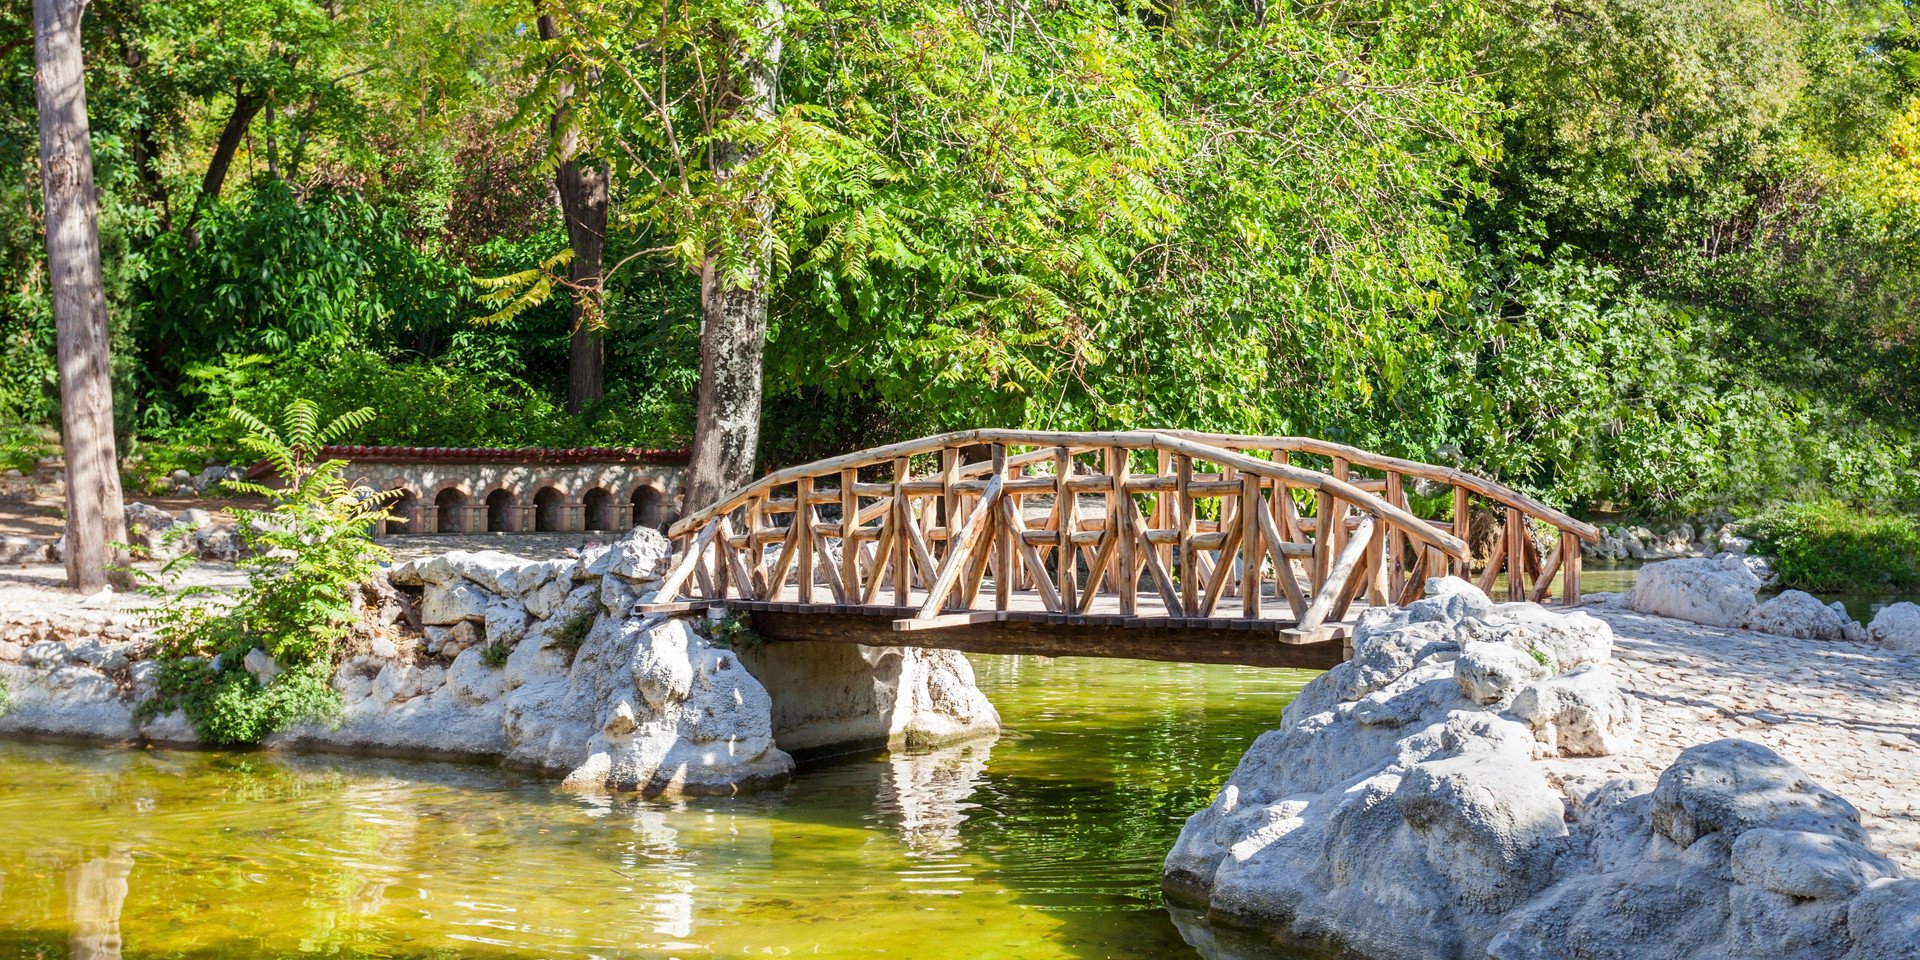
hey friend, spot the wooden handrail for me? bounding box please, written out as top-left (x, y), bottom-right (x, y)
top-left (653, 428), bottom-right (1590, 628)
top-left (1164, 431), bottom-right (1599, 542)
top-left (669, 429), bottom-right (1469, 557)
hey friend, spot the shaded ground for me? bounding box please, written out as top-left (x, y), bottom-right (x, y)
top-left (0, 491), bottom-right (269, 541)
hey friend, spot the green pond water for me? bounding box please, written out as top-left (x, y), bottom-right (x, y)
top-left (0, 656), bottom-right (1318, 960)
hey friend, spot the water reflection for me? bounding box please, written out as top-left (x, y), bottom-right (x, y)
top-left (0, 654), bottom-right (1319, 960)
top-left (877, 739), bottom-right (995, 856)
top-left (67, 850), bottom-right (132, 960)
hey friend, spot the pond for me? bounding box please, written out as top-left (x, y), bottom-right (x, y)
top-left (0, 656), bottom-right (1320, 960)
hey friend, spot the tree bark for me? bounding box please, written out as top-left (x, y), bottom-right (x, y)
top-left (684, 6), bottom-right (784, 511)
top-left (34, 0), bottom-right (128, 591)
top-left (538, 14), bottom-right (606, 415)
top-left (198, 84), bottom-right (263, 209)
top-left (558, 158), bottom-right (607, 414)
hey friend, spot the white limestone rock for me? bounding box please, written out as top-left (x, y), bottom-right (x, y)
top-left (523, 572), bottom-right (572, 619)
top-left (242, 648), bottom-right (281, 685)
top-left (1508, 665), bottom-right (1640, 758)
top-left (448, 550), bottom-right (542, 597)
top-left (483, 601), bottom-right (531, 648)
top-left (557, 615), bottom-right (792, 796)
top-left (1845, 878), bottom-right (1920, 960)
top-left (1744, 590), bottom-right (1866, 643)
top-left (1868, 602), bottom-right (1920, 655)
top-left (1454, 642), bottom-right (1550, 705)
top-left (420, 581), bottom-right (496, 625)
top-left (585, 528), bottom-right (672, 582)
top-left (0, 662), bottom-right (139, 741)
top-left (0, 534), bottom-right (42, 565)
top-left (1166, 580), bottom-right (1911, 960)
top-left (1484, 740), bottom-right (1907, 960)
top-left (1629, 556), bottom-right (1762, 627)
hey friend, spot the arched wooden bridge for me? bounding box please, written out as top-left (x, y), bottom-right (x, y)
top-left (642, 431), bottom-right (1597, 670)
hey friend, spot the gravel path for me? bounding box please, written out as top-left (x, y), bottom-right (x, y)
top-left (1556, 597), bottom-right (1920, 871)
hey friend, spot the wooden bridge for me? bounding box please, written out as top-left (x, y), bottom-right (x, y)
top-left (642, 431), bottom-right (1597, 670)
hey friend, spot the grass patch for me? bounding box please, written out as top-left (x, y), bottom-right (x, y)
top-left (1742, 502), bottom-right (1920, 593)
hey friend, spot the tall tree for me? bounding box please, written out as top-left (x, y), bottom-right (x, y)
top-left (684, 6), bottom-right (782, 510)
top-left (33, 0), bottom-right (128, 590)
top-left (538, 13), bottom-right (607, 415)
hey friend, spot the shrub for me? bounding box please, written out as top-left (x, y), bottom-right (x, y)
top-left (706, 611), bottom-right (761, 651)
top-left (135, 400), bottom-right (395, 745)
top-left (1743, 502), bottom-right (1920, 593)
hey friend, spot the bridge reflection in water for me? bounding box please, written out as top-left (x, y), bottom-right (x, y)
top-left (647, 430), bottom-right (1598, 668)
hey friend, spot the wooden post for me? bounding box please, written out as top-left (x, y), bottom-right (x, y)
top-left (994, 444), bottom-right (1011, 613)
top-left (795, 476), bottom-right (815, 604)
top-left (1561, 529), bottom-right (1582, 607)
top-left (840, 467), bottom-right (859, 605)
top-left (1177, 455), bottom-right (1197, 615)
top-left (940, 447), bottom-right (961, 561)
top-left (893, 457), bottom-right (912, 608)
top-left (916, 473), bottom-right (1005, 619)
top-left (1110, 447), bottom-right (1136, 616)
top-left (1055, 447), bottom-right (1077, 611)
top-left (1310, 489), bottom-right (1332, 594)
top-left (1154, 448), bottom-right (1173, 576)
top-left (1452, 485), bottom-right (1472, 578)
top-left (1330, 457), bottom-right (1351, 559)
top-left (1385, 471), bottom-right (1406, 598)
top-left (1239, 472), bottom-right (1261, 618)
top-left (1505, 508), bottom-right (1526, 602)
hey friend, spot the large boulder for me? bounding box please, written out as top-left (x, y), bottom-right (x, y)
top-left (1629, 556), bottom-right (1762, 627)
top-left (1743, 590), bottom-right (1866, 643)
top-left (585, 528), bottom-right (672, 582)
top-left (1166, 579), bottom-right (1910, 960)
top-left (1868, 603), bottom-right (1920, 656)
top-left (557, 615), bottom-right (792, 796)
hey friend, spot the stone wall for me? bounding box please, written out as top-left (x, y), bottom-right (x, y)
top-left (276, 447), bottom-right (690, 536)
top-left (0, 531), bottom-right (999, 796)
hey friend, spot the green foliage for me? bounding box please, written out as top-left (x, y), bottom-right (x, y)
top-left (139, 183), bottom-right (476, 401)
top-left (157, 348), bottom-right (690, 456)
top-left (705, 611), bottom-right (761, 651)
top-left (5, 0), bottom-right (1920, 522)
top-left (0, 672), bottom-right (10, 718)
top-left (136, 400), bottom-right (395, 745)
top-left (477, 641), bottom-right (513, 669)
top-left (1743, 502), bottom-right (1920, 593)
top-left (548, 604), bottom-right (596, 654)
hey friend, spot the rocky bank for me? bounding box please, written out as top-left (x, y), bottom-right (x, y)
top-left (1164, 577), bottom-right (1918, 960)
top-left (0, 531), bottom-right (999, 796)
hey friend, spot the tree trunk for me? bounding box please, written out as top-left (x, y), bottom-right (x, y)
top-left (198, 84), bottom-right (263, 209)
top-left (34, 0), bottom-right (128, 591)
top-left (538, 14), bottom-right (606, 415)
top-left (684, 6), bottom-right (784, 511)
top-left (558, 158), bottom-right (607, 414)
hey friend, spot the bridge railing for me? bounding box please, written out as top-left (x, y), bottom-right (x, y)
top-left (650, 430), bottom-right (1596, 639)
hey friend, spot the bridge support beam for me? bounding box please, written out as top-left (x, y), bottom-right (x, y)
top-left (745, 609), bottom-right (1348, 671)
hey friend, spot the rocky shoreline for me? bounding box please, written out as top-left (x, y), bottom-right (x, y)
top-left (1163, 577), bottom-right (1919, 960)
top-left (0, 531), bottom-right (999, 796)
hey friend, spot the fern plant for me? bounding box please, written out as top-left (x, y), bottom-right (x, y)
top-left (137, 400), bottom-right (397, 745)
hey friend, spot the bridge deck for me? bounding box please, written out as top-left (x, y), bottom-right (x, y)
top-left (651, 581), bottom-right (1360, 669)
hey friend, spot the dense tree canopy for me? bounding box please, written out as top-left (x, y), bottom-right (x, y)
top-left (4, 0), bottom-right (1917, 515)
